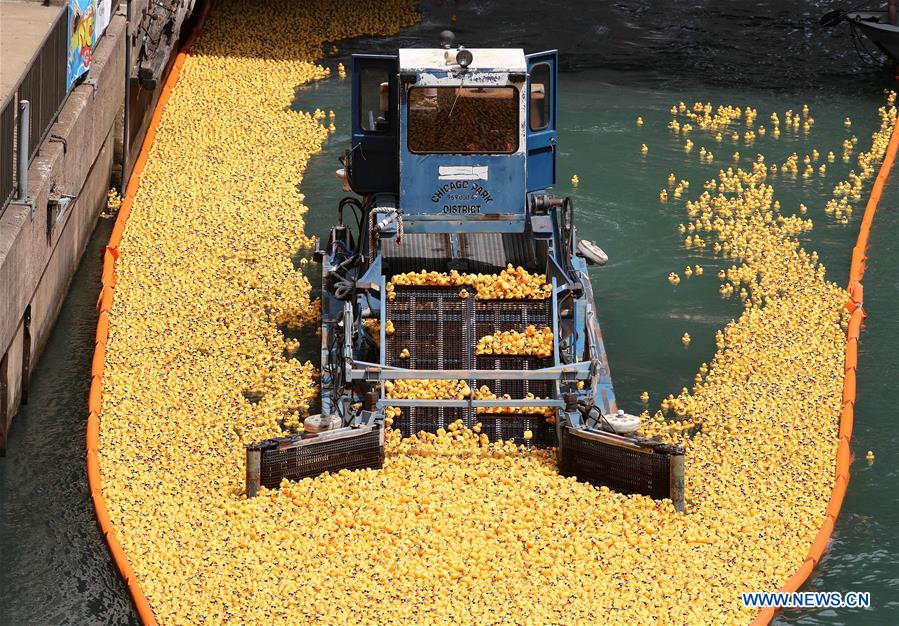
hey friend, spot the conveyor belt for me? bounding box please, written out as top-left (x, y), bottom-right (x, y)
top-left (384, 286), bottom-right (556, 445)
top-left (381, 233), bottom-right (537, 274)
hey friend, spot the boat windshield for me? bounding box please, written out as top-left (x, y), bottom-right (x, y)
top-left (407, 86), bottom-right (519, 154)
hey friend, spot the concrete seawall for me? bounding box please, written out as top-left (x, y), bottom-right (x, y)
top-left (0, 15), bottom-right (126, 453)
top-left (0, 0), bottom-right (199, 453)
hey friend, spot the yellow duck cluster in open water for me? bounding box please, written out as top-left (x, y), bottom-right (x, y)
top-left (97, 0), bottom-right (895, 622)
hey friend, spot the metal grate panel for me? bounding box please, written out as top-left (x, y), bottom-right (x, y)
top-left (254, 428), bottom-right (384, 489)
top-left (558, 427), bottom-right (684, 502)
top-left (474, 354), bottom-right (553, 400)
top-left (385, 287), bottom-right (558, 445)
top-left (473, 299), bottom-right (554, 399)
top-left (391, 406), bottom-right (470, 438)
top-left (385, 287), bottom-right (472, 370)
top-left (391, 406), bottom-right (553, 447)
top-left (474, 412), bottom-right (556, 446)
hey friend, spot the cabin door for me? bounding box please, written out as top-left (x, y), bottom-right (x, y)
top-left (526, 50), bottom-right (558, 192)
top-left (350, 54), bottom-right (399, 194)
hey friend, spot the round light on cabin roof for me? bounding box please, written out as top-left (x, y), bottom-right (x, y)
top-left (456, 48), bottom-right (473, 68)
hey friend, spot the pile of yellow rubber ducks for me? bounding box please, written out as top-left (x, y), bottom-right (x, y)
top-left (389, 264), bottom-right (552, 300)
top-left (476, 325), bottom-right (554, 358)
top-left (95, 0), bottom-right (897, 620)
top-left (473, 386), bottom-right (555, 419)
top-left (384, 378), bottom-right (472, 400)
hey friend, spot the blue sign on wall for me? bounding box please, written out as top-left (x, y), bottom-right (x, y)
top-left (66, 0), bottom-right (95, 91)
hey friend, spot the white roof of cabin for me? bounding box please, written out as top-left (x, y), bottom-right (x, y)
top-left (399, 48), bottom-right (526, 72)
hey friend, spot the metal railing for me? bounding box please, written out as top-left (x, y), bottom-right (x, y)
top-left (18, 11), bottom-right (68, 163)
top-left (0, 99), bottom-right (14, 209)
top-left (0, 9), bottom-right (68, 216)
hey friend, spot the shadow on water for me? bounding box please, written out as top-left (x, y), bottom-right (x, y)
top-left (0, 216), bottom-right (140, 626)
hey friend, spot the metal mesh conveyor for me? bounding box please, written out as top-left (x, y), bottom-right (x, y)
top-left (558, 427), bottom-right (685, 506)
top-left (381, 233), bottom-right (537, 274)
top-left (384, 286), bottom-right (557, 445)
top-left (246, 427), bottom-right (384, 495)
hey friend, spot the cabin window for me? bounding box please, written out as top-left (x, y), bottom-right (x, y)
top-left (359, 68), bottom-right (390, 132)
top-left (407, 86), bottom-right (519, 154)
top-left (529, 63), bottom-right (551, 131)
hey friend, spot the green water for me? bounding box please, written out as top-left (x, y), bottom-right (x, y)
top-left (295, 68), bottom-right (898, 624)
top-left (1, 1), bottom-right (897, 623)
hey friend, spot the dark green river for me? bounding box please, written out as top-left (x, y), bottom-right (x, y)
top-left (1, 1), bottom-right (896, 624)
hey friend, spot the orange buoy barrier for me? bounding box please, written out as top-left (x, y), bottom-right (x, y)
top-left (86, 3), bottom-right (211, 625)
top-left (752, 112), bottom-right (899, 625)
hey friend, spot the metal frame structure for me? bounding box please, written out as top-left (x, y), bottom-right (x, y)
top-left (247, 40), bottom-right (685, 510)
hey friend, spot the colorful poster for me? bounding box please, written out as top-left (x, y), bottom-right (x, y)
top-left (66, 0), bottom-right (95, 91)
top-left (94, 0), bottom-right (112, 43)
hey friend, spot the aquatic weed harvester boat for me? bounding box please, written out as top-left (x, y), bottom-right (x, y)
top-left (245, 33), bottom-right (685, 510)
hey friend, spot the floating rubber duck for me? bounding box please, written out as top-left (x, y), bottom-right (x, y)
top-left (640, 391), bottom-right (649, 403)
top-left (571, 174), bottom-right (579, 186)
top-left (684, 266), bottom-right (693, 278)
top-left (844, 117), bottom-right (851, 128)
top-left (694, 265), bottom-right (703, 276)
top-left (866, 450), bottom-right (874, 462)
top-left (681, 332), bottom-right (691, 346)
top-left (641, 143), bottom-right (649, 155)
top-left (659, 189), bottom-right (668, 202)
top-left (667, 272), bottom-right (681, 285)
top-left (668, 172), bottom-right (676, 185)
top-left (636, 116), bottom-right (644, 126)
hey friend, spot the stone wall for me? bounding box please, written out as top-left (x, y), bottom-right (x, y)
top-left (0, 17), bottom-right (124, 453)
